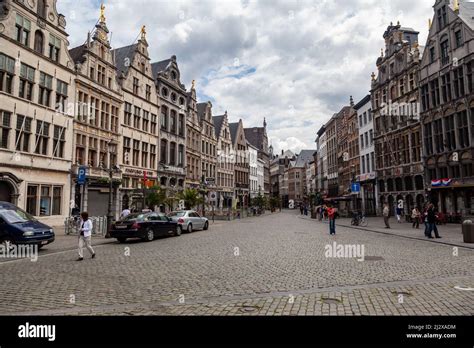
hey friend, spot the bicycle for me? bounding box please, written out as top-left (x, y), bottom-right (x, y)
top-left (351, 212), bottom-right (368, 227)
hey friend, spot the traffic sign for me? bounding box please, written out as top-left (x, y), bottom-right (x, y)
top-left (78, 166), bottom-right (87, 185)
top-left (209, 191), bottom-right (217, 202)
top-left (351, 183), bottom-right (360, 194)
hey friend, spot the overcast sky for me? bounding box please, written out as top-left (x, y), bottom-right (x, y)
top-left (57, 0), bottom-right (435, 154)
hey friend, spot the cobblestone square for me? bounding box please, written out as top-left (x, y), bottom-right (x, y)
top-left (1, 211), bottom-right (473, 316)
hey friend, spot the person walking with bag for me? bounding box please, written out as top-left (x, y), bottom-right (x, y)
top-left (77, 212), bottom-right (96, 261)
top-left (412, 207), bottom-right (421, 229)
top-left (426, 204), bottom-right (442, 239)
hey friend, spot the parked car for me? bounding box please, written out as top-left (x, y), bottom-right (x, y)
top-left (110, 212), bottom-right (179, 243)
top-left (0, 201), bottom-right (55, 249)
top-left (168, 210), bottom-right (209, 234)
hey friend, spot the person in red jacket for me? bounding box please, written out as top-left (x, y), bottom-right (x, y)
top-left (327, 205), bottom-right (336, 235)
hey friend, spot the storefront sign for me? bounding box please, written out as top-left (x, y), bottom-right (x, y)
top-left (124, 168), bottom-right (155, 177)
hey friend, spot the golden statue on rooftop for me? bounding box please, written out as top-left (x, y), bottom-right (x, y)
top-left (99, 3), bottom-right (106, 23)
top-left (141, 25), bottom-right (147, 40)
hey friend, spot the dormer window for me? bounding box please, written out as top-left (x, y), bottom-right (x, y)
top-left (437, 5), bottom-right (447, 30)
top-left (171, 70), bottom-right (177, 80)
top-left (161, 87), bottom-right (168, 97)
top-left (171, 92), bottom-right (177, 102)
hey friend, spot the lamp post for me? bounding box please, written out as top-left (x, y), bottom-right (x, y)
top-left (351, 165), bottom-right (357, 214)
top-left (106, 141), bottom-right (120, 238)
top-left (201, 170), bottom-right (207, 217)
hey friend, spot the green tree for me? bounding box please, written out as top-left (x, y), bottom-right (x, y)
top-left (252, 193), bottom-right (267, 210)
top-left (178, 189), bottom-right (204, 210)
top-left (145, 186), bottom-right (166, 209)
top-left (269, 196), bottom-right (281, 210)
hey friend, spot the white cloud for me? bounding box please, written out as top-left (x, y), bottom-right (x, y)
top-left (57, 0), bottom-right (435, 155)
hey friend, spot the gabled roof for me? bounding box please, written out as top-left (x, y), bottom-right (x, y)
top-left (244, 127), bottom-right (266, 150)
top-left (294, 150), bottom-right (317, 168)
top-left (229, 122), bottom-right (240, 145)
top-left (69, 45), bottom-right (87, 64)
top-left (459, 1), bottom-right (474, 29)
top-left (197, 103), bottom-right (208, 121)
top-left (212, 115), bottom-right (225, 138)
top-left (151, 59), bottom-right (172, 77)
top-left (111, 44), bottom-right (137, 76)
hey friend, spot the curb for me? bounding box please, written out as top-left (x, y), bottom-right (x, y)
top-left (299, 216), bottom-right (474, 250)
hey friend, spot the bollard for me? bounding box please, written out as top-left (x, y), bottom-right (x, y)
top-left (462, 220), bottom-right (474, 243)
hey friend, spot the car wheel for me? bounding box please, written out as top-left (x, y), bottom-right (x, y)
top-left (175, 226), bottom-right (182, 237)
top-left (187, 224), bottom-right (193, 233)
top-left (117, 237), bottom-right (127, 243)
top-left (144, 228), bottom-right (154, 242)
top-left (203, 221), bottom-right (209, 230)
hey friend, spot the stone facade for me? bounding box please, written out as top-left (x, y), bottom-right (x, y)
top-left (0, 0), bottom-right (76, 225)
top-left (185, 82), bottom-right (201, 190)
top-left (355, 95), bottom-right (378, 215)
top-left (152, 56), bottom-right (187, 199)
top-left (69, 9), bottom-right (123, 219)
top-left (229, 120), bottom-right (249, 209)
top-left (197, 101), bottom-right (217, 195)
top-left (371, 22), bottom-right (425, 216)
top-left (213, 112), bottom-right (234, 211)
top-left (113, 29), bottom-right (160, 212)
top-left (419, 0), bottom-right (474, 216)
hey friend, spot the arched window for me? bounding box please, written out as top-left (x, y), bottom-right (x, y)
top-left (37, 0), bottom-right (47, 18)
top-left (34, 30), bottom-right (44, 54)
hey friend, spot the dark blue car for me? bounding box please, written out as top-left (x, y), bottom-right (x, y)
top-left (0, 201), bottom-right (55, 249)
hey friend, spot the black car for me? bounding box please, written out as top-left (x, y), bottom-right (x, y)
top-left (110, 212), bottom-right (179, 243)
top-left (0, 201), bottom-right (55, 249)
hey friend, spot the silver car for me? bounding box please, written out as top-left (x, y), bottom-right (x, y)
top-left (168, 210), bottom-right (209, 234)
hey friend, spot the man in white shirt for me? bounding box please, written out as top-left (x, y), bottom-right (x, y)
top-left (120, 207), bottom-right (131, 219)
top-left (77, 212), bottom-right (96, 261)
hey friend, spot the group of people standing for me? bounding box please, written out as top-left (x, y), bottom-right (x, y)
top-left (382, 203), bottom-right (442, 239)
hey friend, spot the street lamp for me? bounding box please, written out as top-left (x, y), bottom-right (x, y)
top-left (200, 170), bottom-right (208, 217)
top-left (105, 141), bottom-right (121, 238)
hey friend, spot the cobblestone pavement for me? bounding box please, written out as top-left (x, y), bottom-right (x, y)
top-left (0, 210), bottom-right (473, 316)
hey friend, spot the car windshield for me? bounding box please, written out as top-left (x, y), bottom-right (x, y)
top-left (121, 214), bottom-right (146, 222)
top-left (169, 211), bottom-right (186, 217)
top-left (0, 207), bottom-right (36, 224)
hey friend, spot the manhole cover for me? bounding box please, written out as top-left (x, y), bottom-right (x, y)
top-left (364, 256), bottom-right (385, 261)
top-left (238, 305), bottom-right (260, 313)
top-left (391, 290), bottom-right (412, 296)
top-left (321, 298), bottom-right (342, 305)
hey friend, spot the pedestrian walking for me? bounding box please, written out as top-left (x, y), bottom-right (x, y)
top-left (396, 206), bottom-right (402, 223)
top-left (411, 207), bottom-right (421, 229)
top-left (77, 212), bottom-right (95, 261)
top-left (327, 205), bottom-right (336, 235)
top-left (304, 205), bottom-right (308, 216)
top-left (426, 204), bottom-right (442, 239)
top-left (383, 204), bottom-right (390, 229)
top-left (300, 204), bottom-right (304, 215)
top-left (120, 206), bottom-right (131, 219)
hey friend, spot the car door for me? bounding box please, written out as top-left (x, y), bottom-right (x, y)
top-left (191, 212), bottom-right (203, 229)
top-left (159, 214), bottom-right (174, 235)
top-left (146, 214), bottom-right (160, 235)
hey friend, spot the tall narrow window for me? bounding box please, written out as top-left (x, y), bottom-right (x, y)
top-left (34, 30), bottom-right (44, 54)
top-left (160, 139), bottom-right (167, 164)
top-left (53, 125), bottom-right (65, 158)
top-left (48, 34), bottom-right (61, 62)
top-left (26, 185), bottom-right (38, 216)
top-left (37, 0), bottom-right (47, 18)
top-left (15, 14), bottom-right (31, 46)
top-left (38, 72), bottom-right (52, 107)
top-left (0, 54), bottom-right (15, 94)
top-left (0, 110), bottom-right (11, 149)
top-left (16, 115), bottom-right (32, 152)
top-left (34, 120), bottom-right (50, 155)
top-left (55, 80), bottom-right (68, 112)
top-left (19, 64), bottom-right (35, 101)
top-left (440, 39), bottom-right (449, 66)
